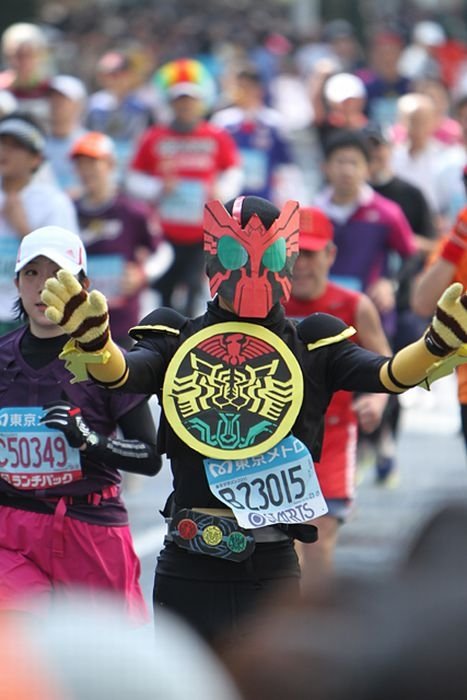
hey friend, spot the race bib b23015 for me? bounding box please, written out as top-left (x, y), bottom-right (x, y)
top-left (204, 435), bottom-right (328, 529)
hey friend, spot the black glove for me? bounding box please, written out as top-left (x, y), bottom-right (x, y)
top-left (40, 401), bottom-right (101, 450)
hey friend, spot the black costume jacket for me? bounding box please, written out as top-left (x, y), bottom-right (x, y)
top-left (120, 299), bottom-right (390, 581)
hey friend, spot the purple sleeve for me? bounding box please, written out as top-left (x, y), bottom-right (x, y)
top-left (126, 197), bottom-right (158, 253)
top-left (386, 200), bottom-right (417, 258)
top-left (137, 204), bottom-right (158, 252)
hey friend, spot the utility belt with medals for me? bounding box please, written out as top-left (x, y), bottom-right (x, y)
top-left (165, 508), bottom-right (318, 563)
top-left (166, 509), bottom-right (256, 563)
top-left (162, 322), bottom-right (327, 562)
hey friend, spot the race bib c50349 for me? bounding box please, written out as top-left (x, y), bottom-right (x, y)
top-left (0, 407), bottom-right (82, 490)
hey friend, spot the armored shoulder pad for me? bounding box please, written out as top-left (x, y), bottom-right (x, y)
top-left (129, 307), bottom-right (187, 340)
top-left (297, 312), bottom-right (356, 351)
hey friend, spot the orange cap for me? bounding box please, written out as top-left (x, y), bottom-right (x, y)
top-left (70, 131), bottom-right (115, 159)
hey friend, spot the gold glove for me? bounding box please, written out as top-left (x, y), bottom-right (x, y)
top-left (41, 270), bottom-right (109, 351)
top-left (380, 283), bottom-right (467, 392)
top-left (424, 282), bottom-right (467, 357)
top-left (41, 270), bottom-right (127, 385)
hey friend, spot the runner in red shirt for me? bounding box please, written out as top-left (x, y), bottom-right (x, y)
top-left (127, 59), bottom-right (242, 316)
top-left (285, 207), bottom-right (390, 574)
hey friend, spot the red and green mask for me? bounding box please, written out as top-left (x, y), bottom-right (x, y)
top-left (204, 196), bottom-right (299, 318)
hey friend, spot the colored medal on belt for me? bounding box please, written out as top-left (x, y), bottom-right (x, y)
top-left (203, 435), bottom-right (328, 529)
top-left (163, 322), bottom-right (303, 459)
top-left (169, 509), bottom-right (256, 562)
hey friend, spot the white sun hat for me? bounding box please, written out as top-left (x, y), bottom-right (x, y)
top-left (15, 226), bottom-right (87, 275)
top-left (324, 72), bottom-right (367, 103)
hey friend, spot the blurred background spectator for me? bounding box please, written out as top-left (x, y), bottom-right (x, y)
top-left (127, 57), bottom-right (242, 316)
top-left (357, 30), bottom-right (411, 131)
top-left (413, 75), bottom-right (463, 145)
top-left (314, 128), bottom-right (417, 485)
top-left (0, 22), bottom-right (53, 124)
top-left (390, 93), bottom-right (447, 220)
top-left (86, 49), bottom-right (157, 182)
top-left (70, 130), bottom-right (167, 348)
top-left (45, 74), bottom-right (87, 193)
top-left (0, 111), bottom-right (78, 334)
top-left (311, 69), bottom-right (369, 155)
top-left (211, 65), bottom-right (306, 206)
top-left (398, 19), bottom-right (447, 81)
top-left (321, 18), bottom-right (365, 73)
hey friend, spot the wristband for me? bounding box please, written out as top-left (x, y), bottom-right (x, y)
top-left (84, 431), bottom-right (103, 450)
top-left (424, 328), bottom-right (452, 357)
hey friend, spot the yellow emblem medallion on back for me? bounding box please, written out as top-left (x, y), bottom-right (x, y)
top-left (163, 322), bottom-right (303, 459)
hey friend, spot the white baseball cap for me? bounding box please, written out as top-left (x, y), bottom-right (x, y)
top-left (49, 74), bottom-right (87, 102)
top-left (15, 226), bottom-right (87, 275)
top-left (324, 72), bottom-right (367, 103)
top-left (413, 21), bottom-right (446, 47)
